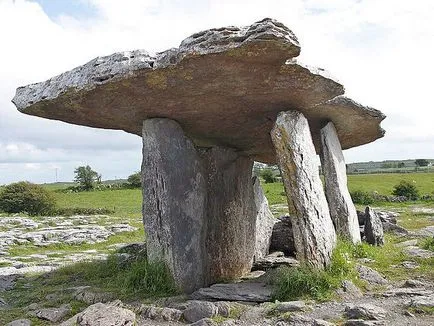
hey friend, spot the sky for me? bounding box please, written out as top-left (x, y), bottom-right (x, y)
top-left (0, 0), bottom-right (433, 184)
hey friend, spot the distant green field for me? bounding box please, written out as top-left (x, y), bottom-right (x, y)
top-left (347, 172), bottom-right (434, 195)
top-left (43, 172), bottom-right (434, 218)
top-left (53, 188), bottom-right (142, 218)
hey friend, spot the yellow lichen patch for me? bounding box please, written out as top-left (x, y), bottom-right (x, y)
top-left (146, 72), bottom-right (168, 90)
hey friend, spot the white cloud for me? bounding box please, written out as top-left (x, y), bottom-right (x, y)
top-left (0, 0), bottom-right (433, 184)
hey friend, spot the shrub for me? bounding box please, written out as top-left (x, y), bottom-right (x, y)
top-left (54, 207), bottom-right (114, 216)
top-left (127, 172), bottom-right (142, 188)
top-left (261, 168), bottom-right (276, 183)
top-left (0, 181), bottom-right (55, 216)
top-left (392, 180), bottom-right (419, 200)
top-left (350, 190), bottom-right (375, 205)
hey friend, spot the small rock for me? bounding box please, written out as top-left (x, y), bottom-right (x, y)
top-left (214, 301), bottom-right (231, 317)
top-left (403, 246), bottom-right (434, 259)
top-left (139, 305), bottom-right (183, 321)
top-left (191, 282), bottom-right (272, 302)
top-left (364, 207), bottom-right (384, 246)
top-left (395, 240), bottom-right (418, 247)
top-left (252, 254), bottom-right (299, 271)
top-left (408, 294), bottom-right (434, 309)
top-left (404, 279), bottom-right (426, 288)
top-left (337, 280), bottom-right (363, 299)
top-left (383, 287), bottom-right (433, 297)
top-left (5, 319), bottom-right (32, 326)
top-left (344, 320), bottom-right (385, 326)
top-left (275, 300), bottom-right (306, 313)
top-left (26, 302), bottom-right (39, 310)
top-left (356, 265), bottom-right (388, 285)
top-left (76, 302), bottom-right (136, 326)
top-left (74, 289), bottom-right (114, 304)
top-left (344, 303), bottom-right (387, 320)
top-left (401, 261), bottom-right (419, 269)
top-left (183, 301), bottom-right (218, 323)
top-left (189, 318), bottom-right (217, 326)
top-left (0, 274), bottom-right (19, 291)
top-left (382, 222), bottom-right (408, 235)
top-left (285, 314), bottom-right (334, 325)
top-left (0, 296), bottom-right (6, 306)
top-left (269, 215), bottom-right (296, 256)
top-left (36, 304), bottom-right (71, 322)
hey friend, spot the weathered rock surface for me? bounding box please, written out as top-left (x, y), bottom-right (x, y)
top-left (344, 303), bottom-right (387, 320)
top-left (408, 294), bottom-right (434, 309)
top-left (190, 282), bottom-right (272, 303)
top-left (320, 121), bottom-right (361, 243)
top-left (336, 280), bottom-right (363, 300)
top-left (12, 19), bottom-right (385, 163)
top-left (271, 110), bottom-right (336, 268)
top-left (270, 215), bottom-right (296, 256)
top-left (139, 305), bottom-right (183, 321)
top-left (199, 146), bottom-right (256, 284)
top-left (356, 265), bottom-right (388, 285)
top-left (364, 207), bottom-right (384, 246)
top-left (142, 118), bottom-right (256, 291)
top-left (183, 301), bottom-right (218, 323)
top-left (252, 252), bottom-right (299, 271)
top-left (5, 320), bottom-right (31, 326)
top-left (35, 305), bottom-right (71, 322)
top-left (383, 287), bottom-right (433, 297)
top-left (142, 118), bottom-right (207, 293)
top-left (0, 274), bottom-right (18, 291)
top-left (253, 176), bottom-right (276, 260)
top-left (402, 246), bottom-right (434, 259)
top-left (75, 302), bottom-right (136, 326)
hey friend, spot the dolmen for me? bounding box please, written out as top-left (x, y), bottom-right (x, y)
top-left (12, 18), bottom-right (385, 293)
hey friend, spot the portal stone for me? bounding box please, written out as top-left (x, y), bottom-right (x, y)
top-left (271, 111), bottom-right (336, 268)
top-left (142, 118), bottom-right (207, 292)
top-left (142, 118), bottom-right (256, 292)
top-left (320, 121), bottom-right (361, 243)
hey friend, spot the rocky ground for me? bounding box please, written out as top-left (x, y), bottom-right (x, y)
top-left (0, 206), bottom-right (433, 325)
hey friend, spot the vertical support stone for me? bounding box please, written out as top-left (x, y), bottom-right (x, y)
top-left (199, 147), bottom-right (256, 284)
top-left (142, 119), bottom-right (257, 292)
top-left (252, 176), bottom-right (275, 261)
top-left (271, 111), bottom-right (336, 268)
top-left (142, 118), bottom-right (207, 293)
top-left (320, 122), bottom-right (361, 243)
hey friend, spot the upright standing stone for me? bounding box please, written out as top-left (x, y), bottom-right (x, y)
top-left (364, 207), bottom-right (384, 246)
top-left (252, 176), bottom-right (275, 260)
top-left (142, 118), bottom-right (207, 293)
top-left (271, 111), bottom-right (336, 268)
top-left (199, 147), bottom-right (256, 283)
top-left (142, 119), bottom-right (257, 291)
top-left (320, 122), bottom-right (361, 243)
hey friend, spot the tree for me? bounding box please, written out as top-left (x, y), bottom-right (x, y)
top-left (74, 165), bottom-right (101, 190)
top-left (392, 180), bottom-right (419, 200)
top-left (127, 171), bottom-right (142, 188)
top-left (0, 181), bottom-right (55, 215)
top-left (415, 159), bottom-right (429, 167)
top-left (397, 162), bottom-right (405, 168)
top-left (260, 168), bottom-right (276, 183)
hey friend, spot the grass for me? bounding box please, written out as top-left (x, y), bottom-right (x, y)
top-left (421, 237), bottom-right (434, 252)
top-left (271, 240), bottom-right (360, 301)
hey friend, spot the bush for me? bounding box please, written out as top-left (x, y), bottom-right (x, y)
top-left (54, 207), bottom-right (115, 216)
top-left (392, 180), bottom-right (419, 200)
top-left (127, 172), bottom-right (141, 188)
top-left (261, 169), bottom-right (276, 183)
top-left (350, 190), bottom-right (375, 205)
top-left (0, 181), bottom-right (56, 216)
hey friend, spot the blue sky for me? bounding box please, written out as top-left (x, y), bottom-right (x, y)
top-left (0, 0), bottom-right (433, 184)
top-left (31, 0), bottom-right (95, 20)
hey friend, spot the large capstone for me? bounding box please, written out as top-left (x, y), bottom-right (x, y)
top-left (320, 121), bottom-right (361, 243)
top-left (271, 111), bottom-right (336, 268)
top-left (12, 19), bottom-right (385, 163)
top-left (142, 118), bottom-right (256, 292)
